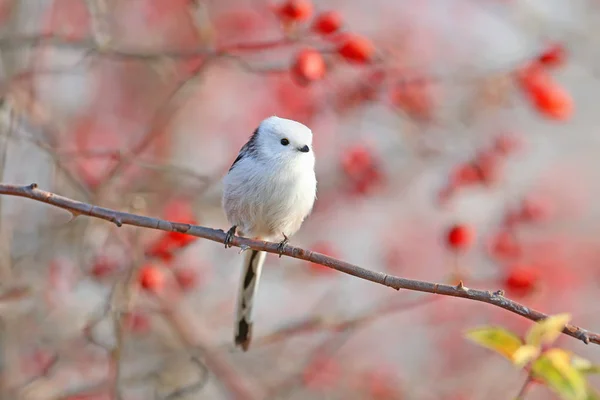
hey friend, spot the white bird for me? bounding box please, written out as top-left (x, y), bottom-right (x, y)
top-left (222, 116), bottom-right (317, 351)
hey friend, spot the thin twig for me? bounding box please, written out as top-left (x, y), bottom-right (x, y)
top-left (515, 373), bottom-right (534, 400)
top-left (0, 183), bottom-right (596, 346)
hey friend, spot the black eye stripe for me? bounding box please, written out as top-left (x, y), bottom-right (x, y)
top-left (280, 138), bottom-right (290, 146)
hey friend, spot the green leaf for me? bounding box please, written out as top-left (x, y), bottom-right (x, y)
top-left (513, 345), bottom-right (541, 367)
top-left (572, 356), bottom-right (600, 375)
top-left (532, 348), bottom-right (587, 400)
top-left (466, 326), bottom-right (523, 361)
top-left (526, 313), bottom-right (571, 347)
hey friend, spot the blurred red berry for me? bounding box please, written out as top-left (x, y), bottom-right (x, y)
top-left (90, 257), bottom-right (119, 279)
top-left (44, 0), bottom-right (91, 41)
top-left (504, 264), bottom-right (539, 296)
top-left (367, 69), bottom-right (387, 86)
top-left (446, 224), bottom-right (475, 251)
top-left (492, 132), bottom-right (522, 156)
top-left (309, 241), bottom-right (339, 274)
top-left (22, 349), bottom-right (55, 376)
top-left (341, 145), bottom-right (384, 195)
top-left (147, 198), bottom-right (198, 260)
top-left (342, 145), bottom-right (372, 179)
top-left (123, 311), bottom-right (151, 334)
top-left (312, 11), bottom-right (342, 35)
top-left (389, 78), bottom-right (435, 120)
top-left (538, 43), bottom-right (566, 68)
top-left (451, 163), bottom-right (481, 187)
top-left (64, 394), bottom-right (110, 400)
top-left (383, 245), bottom-right (403, 272)
top-left (517, 64), bottom-right (573, 121)
top-left (276, 0), bottom-right (313, 21)
top-left (337, 34), bottom-right (374, 64)
top-left (352, 166), bottom-right (384, 195)
top-left (0, 1), bottom-right (15, 25)
top-left (303, 356), bottom-right (340, 390)
top-left (519, 195), bottom-right (553, 223)
top-left (146, 239), bottom-right (175, 262)
top-left (362, 368), bottom-right (400, 399)
top-left (138, 265), bottom-right (164, 292)
top-left (473, 150), bottom-right (502, 184)
top-left (163, 198), bottom-right (197, 246)
top-left (291, 49), bottom-right (326, 85)
top-left (174, 267), bottom-right (198, 291)
top-left (488, 230), bottom-right (521, 260)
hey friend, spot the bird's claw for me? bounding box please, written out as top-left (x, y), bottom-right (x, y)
top-left (277, 233), bottom-right (289, 258)
top-left (224, 225), bottom-right (237, 248)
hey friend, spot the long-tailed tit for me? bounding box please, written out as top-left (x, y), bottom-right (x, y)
top-left (222, 116), bottom-right (317, 351)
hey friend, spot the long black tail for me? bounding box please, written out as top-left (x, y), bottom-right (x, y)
top-left (234, 249), bottom-right (266, 351)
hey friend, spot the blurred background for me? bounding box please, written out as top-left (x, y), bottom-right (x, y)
top-left (0, 0), bottom-right (599, 399)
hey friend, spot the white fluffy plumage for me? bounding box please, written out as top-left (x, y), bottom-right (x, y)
top-left (222, 116), bottom-right (317, 351)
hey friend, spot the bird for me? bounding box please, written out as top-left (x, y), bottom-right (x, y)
top-left (222, 116), bottom-right (317, 351)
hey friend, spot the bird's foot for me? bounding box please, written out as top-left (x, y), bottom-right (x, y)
top-left (224, 225), bottom-right (237, 248)
top-left (277, 233), bottom-right (289, 258)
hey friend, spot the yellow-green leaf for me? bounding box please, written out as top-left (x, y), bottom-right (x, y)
top-left (572, 356), bottom-right (600, 375)
top-left (513, 345), bottom-right (541, 367)
top-left (532, 348), bottom-right (587, 400)
top-left (466, 326), bottom-right (523, 361)
top-left (586, 388), bottom-right (600, 400)
top-left (526, 313), bottom-right (571, 347)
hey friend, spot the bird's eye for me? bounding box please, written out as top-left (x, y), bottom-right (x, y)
top-left (280, 138), bottom-right (290, 146)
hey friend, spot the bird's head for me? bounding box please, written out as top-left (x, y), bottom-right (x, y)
top-left (253, 116), bottom-right (314, 168)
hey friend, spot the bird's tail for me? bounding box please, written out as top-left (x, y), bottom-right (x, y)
top-left (235, 249), bottom-right (266, 351)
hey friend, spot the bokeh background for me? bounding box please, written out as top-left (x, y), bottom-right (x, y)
top-left (0, 0), bottom-right (599, 399)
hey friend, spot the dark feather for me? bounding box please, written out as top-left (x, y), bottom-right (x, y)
top-left (229, 127), bottom-right (260, 172)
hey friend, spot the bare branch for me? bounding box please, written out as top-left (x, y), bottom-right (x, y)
top-left (0, 183), bottom-right (596, 346)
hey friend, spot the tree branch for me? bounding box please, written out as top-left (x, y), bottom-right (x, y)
top-left (0, 183), bottom-right (596, 346)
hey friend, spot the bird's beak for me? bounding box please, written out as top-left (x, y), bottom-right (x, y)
top-left (298, 145), bottom-right (310, 153)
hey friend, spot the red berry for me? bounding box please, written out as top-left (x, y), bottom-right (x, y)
top-left (291, 49), bottom-right (326, 85)
top-left (276, 0), bottom-right (313, 21)
top-left (517, 64), bottom-right (573, 121)
top-left (538, 43), bottom-right (566, 68)
top-left (505, 264), bottom-right (539, 295)
top-left (311, 11), bottom-right (342, 35)
top-left (138, 265), bottom-right (164, 292)
top-left (174, 268), bottom-right (198, 291)
top-left (337, 34), bottom-right (374, 64)
top-left (446, 224), bottom-right (475, 251)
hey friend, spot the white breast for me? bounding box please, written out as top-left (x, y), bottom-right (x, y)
top-left (222, 156), bottom-right (316, 241)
